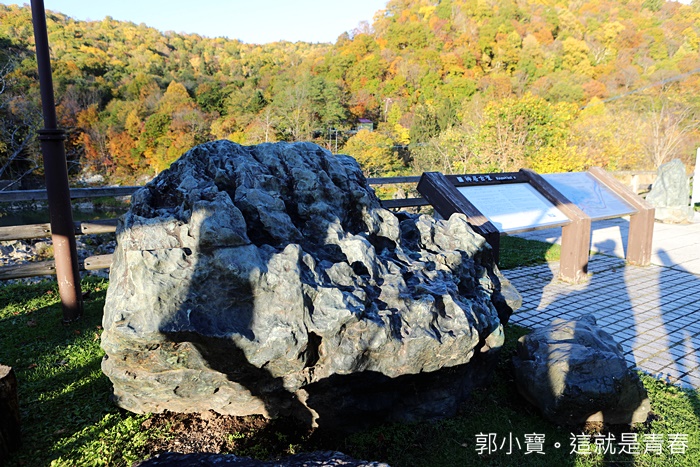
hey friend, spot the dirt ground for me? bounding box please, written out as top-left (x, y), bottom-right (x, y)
top-left (141, 411), bottom-right (321, 459)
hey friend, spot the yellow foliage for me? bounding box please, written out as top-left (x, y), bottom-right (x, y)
top-left (125, 110), bottom-right (142, 139)
top-left (529, 146), bottom-right (587, 174)
top-left (561, 37), bottom-right (593, 77)
top-left (342, 129), bottom-right (404, 176)
top-left (682, 27), bottom-right (699, 52)
top-left (158, 81), bottom-right (195, 114)
top-left (394, 123), bottom-right (410, 145)
top-left (571, 103), bottom-right (645, 171)
top-left (229, 132), bottom-right (247, 144)
top-left (210, 116), bottom-right (238, 140)
top-left (418, 5), bottom-right (436, 20)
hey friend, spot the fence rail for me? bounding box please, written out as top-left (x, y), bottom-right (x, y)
top-left (0, 186), bottom-right (140, 203)
top-left (0, 219), bottom-right (118, 242)
top-left (0, 177), bottom-right (427, 280)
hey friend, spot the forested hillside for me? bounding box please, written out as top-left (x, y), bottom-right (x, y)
top-left (1, 0), bottom-right (699, 186)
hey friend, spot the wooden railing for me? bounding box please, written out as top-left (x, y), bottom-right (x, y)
top-left (0, 186), bottom-right (140, 203)
top-left (0, 177), bottom-right (428, 280)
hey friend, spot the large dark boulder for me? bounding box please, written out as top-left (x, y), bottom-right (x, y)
top-left (101, 141), bottom-right (519, 429)
top-left (512, 315), bottom-right (650, 425)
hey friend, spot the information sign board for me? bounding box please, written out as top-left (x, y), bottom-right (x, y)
top-left (456, 183), bottom-right (570, 234)
top-left (542, 172), bottom-right (636, 220)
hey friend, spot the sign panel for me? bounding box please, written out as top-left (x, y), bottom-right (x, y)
top-left (543, 172), bottom-right (636, 220)
top-left (456, 183), bottom-right (570, 234)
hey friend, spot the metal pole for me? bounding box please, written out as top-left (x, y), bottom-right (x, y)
top-left (30, 0), bottom-right (83, 322)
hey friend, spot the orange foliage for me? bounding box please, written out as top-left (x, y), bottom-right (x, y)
top-left (582, 80), bottom-right (608, 101)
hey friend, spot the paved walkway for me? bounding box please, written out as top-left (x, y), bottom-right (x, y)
top-left (503, 215), bottom-right (700, 390)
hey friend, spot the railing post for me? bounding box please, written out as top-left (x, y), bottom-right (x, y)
top-left (30, 0), bottom-right (83, 322)
top-left (588, 167), bottom-right (655, 266)
top-left (520, 169), bottom-right (591, 283)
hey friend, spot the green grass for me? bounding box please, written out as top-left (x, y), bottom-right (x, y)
top-left (339, 328), bottom-right (700, 467)
top-left (499, 235), bottom-right (561, 270)
top-left (1, 241), bottom-right (698, 466)
top-left (0, 279), bottom-right (163, 466)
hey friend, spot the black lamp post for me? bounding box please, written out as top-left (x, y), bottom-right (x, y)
top-left (30, 0), bottom-right (83, 322)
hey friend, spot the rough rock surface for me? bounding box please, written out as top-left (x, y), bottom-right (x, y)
top-left (646, 159), bottom-right (694, 223)
top-left (135, 451), bottom-right (390, 466)
top-left (101, 141), bottom-right (519, 429)
top-left (512, 315), bottom-right (650, 425)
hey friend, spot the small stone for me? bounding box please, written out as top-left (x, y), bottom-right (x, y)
top-left (646, 159), bottom-right (694, 223)
top-left (512, 315), bottom-right (650, 425)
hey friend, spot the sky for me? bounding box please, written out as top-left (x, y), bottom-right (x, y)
top-left (4, 0), bottom-right (389, 44)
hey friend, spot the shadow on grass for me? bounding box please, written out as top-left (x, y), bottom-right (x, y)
top-left (0, 278), bottom-right (144, 466)
top-left (654, 248), bottom-right (700, 455)
top-left (322, 324), bottom-right (583, 466)
top-left (500, 225), bottom-right (700, 465)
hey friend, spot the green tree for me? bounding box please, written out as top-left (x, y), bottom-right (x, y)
top-left (411, 127), bottom-right (471, 175)
top-left (409, 103), bottom-right (439, 144)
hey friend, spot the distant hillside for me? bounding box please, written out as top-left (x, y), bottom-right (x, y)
top-left (1, 0), bottom-right (699, 185)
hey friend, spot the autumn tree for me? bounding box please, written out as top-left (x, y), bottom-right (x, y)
top-left (570, 99), bottom-right (644, 170)
top-left (411, 127), bottom-right (471, 174)
top-left (0, 37), bottom-right (42, 187)
top-left (640, 94), bottom-right (700, 168)
top-left (343, 129), bottom-right (405, 176)
top-left (470, 93), bottom-right (583, 173)
top-left (2, 0), bottom-right (700, 184)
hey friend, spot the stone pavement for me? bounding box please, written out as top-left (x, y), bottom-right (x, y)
top-left (502, 251), bottom-right (700, 391)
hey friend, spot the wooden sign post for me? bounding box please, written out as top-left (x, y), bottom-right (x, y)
top-left (521, 170), bottom-right (591, 283)
top-left (587, 167), bottom-right (655, 266)
top-left (417, 172), bottom-right (502, 261)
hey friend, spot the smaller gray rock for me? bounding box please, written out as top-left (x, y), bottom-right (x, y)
top-left (512, 315), bottom-right (650, 425)
top-left (647, 159), bottom-right (694, 223)
top-left (135, 451), bottom-right (390, 466)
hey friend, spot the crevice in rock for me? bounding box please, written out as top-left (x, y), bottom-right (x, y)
top-left (303, 332), bottom-right (322, 369)
top-left (367, 233), bottom-right (397, 254)
top-left (350, 261), bottom-right (370, 278)
top-left (316, 244), bottom-right (348, 264)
